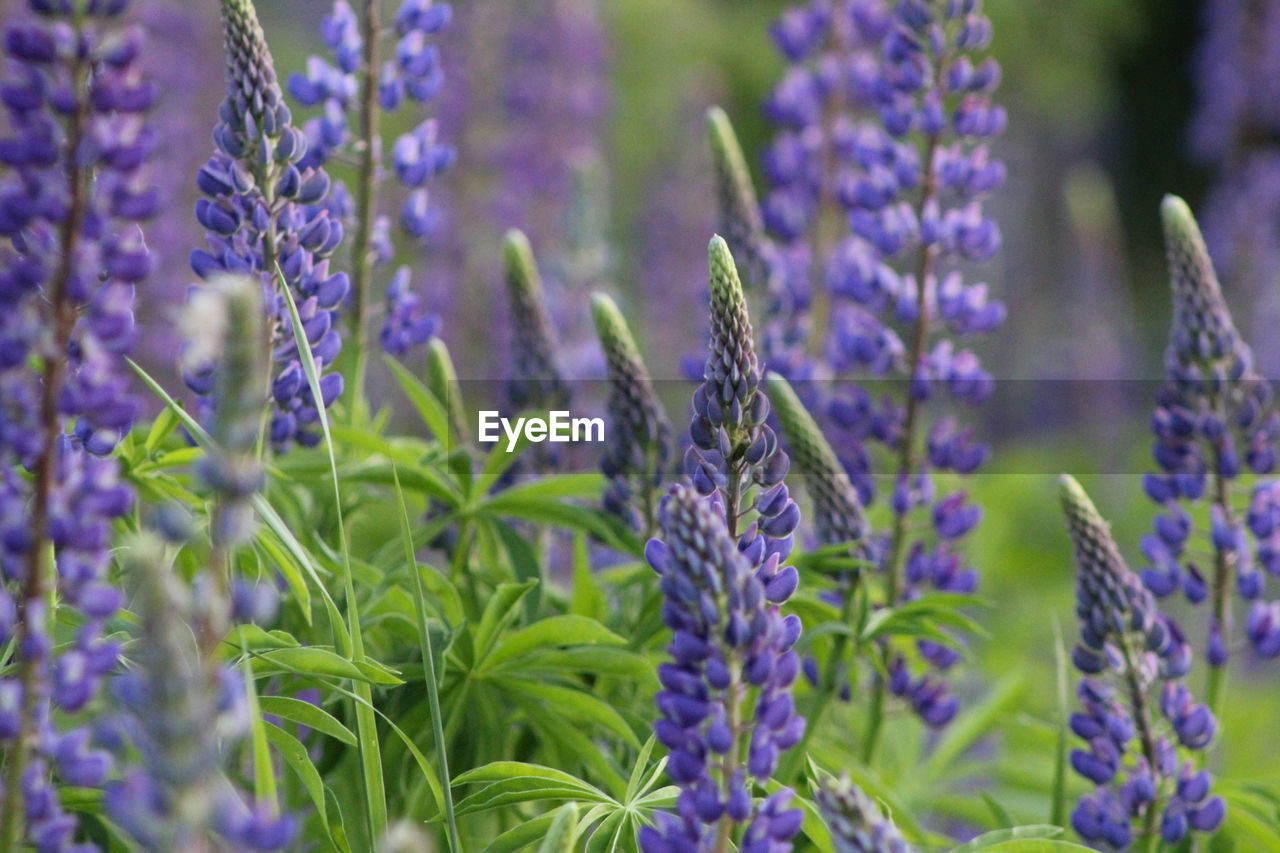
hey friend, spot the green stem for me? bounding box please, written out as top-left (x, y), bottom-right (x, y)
top-left (348, 0), bottom-right (382, 410)
top-left (1203, 434), bottom-right (1234, 732)
top-left (863, 130), bottom-right (940, 765)
top-left (0, 41), bottom-right (87, 850)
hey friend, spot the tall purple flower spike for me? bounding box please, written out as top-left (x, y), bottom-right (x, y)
top-left (0, 0), bottom-right (155, 847)
top-left (185, 0), bottom-right (347, 452)
top-left (1061, 475), bottom-right (1224, 851)
top-left (640, 484), bottom-right (805, 852)
top-left (288, 0), bottom-right (454, 363)
top-left (1139, 196), bottom-right (1280, 717)
top-left (758, 0), bottom-right (1005, 733)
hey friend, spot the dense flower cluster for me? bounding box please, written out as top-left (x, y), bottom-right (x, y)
top-left (288, 0), bottom-right (455, 359)
top-left (757, 0), bottom-right (1005, 730)
top-left (592, 293), bottom-right (673, 536)
top-left (1060, 475), bottom-right (1225, 850)
top-left (184, 0), bottom-right (347, 451)
top-left (0, 1), bottom-right (155, 846)
top-left (1139, 197), bottom-right (1280, 683)
top-left (641, 484), bottom-right (804, 852)
top-left (107, 535), bottom-right (294, 851)
top-left (1189, 0), bottom-right (1280, 370)
top-left (815, 774), bottom-right (916, 853)
top-left (685, 237), bottom-right (799, 551)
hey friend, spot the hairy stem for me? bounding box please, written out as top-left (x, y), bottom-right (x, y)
top-left (0, 45), bottom-right (88, 851)
top-left (1204, 430), bottom-right (1235, 726)
top-left (1118, 638), bottom-right (1161, 851)
top-left (348, 0), bottom-right (382, 408)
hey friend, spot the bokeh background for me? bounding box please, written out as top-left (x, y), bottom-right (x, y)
top-left (107, 0), bottom-right (1280, 816)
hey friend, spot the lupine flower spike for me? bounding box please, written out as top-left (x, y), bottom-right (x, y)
top-left (0, 1), bottom-right (155, 846)
top-left (767, 372), bottom-right (866, 549)
top-left (287, 0), bottom-right (455, 373)
top-left (707, 106), bottom-right (774, 296)
top-left (760, 0), bottom-right (1005, 738)
top-left (180, 274), bottom-right (273, 636)
top-left (108, 533), bottom-right (294, 851)
top-left (504, 228), bottom-right (570, 415)
top-left (1060, 475), bottom-right (1225, 850)
top-left (186, 0), bottom-right (347, 451)
top-left (592, 293), bottom-right (673, 536)
top-left (641, 484), bottom-right (805, 852)
top-left (1140, 196), bottom-right (1280, 715)
top-left (816, 774), bottom-right (917, 853)
top-left (686, 236), bottom-right (798, 548)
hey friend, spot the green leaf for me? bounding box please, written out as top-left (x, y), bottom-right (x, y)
top-left (504, 679), bottom-right (641, 748)
top-left (453, 762), bottom-right (608, 794)
top-left (280, 278), bottom-right (387, 840)
top-left (962, 844), bottom-right (1093, 853)
top-left (537, 802), bottom-right (580, 853)
top-left (484, 616), bottom-right (625, 670)
top-left (258, 696), bottom-right (356, 746)
top-left (254, 647), bottom-right (402, 685)
top-left (243, 666), bottom-right (278, 808)
top-left (624, 737), bottom-right (659, 803)
top-left (391, 462), bottom-right (460, 853)
top-left (143, 407), bottom-right (179, 452)
top-left (481, 814), bottom-right (558, 853)
top-left (949, 826), bottom-right (1065, 853)
top-left (569, 534), bottom-right (607, 622)
top-left (477, 493), bottom-right (640, 554)
top-left (473, 580), bottom-right (538, 663)
top-left (263, 722), bottom-right (331, 837)
top-left (383, 355), bottom-right (451, 444)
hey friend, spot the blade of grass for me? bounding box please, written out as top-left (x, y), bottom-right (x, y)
top-left (391, 462), bottom-right (460, 852)
top-left (243, 664), bottom-right (280, 809)
top-left (279, 279), bottom-right (388, 841)
top-left (1050, 615), bottom-right (1069, 828)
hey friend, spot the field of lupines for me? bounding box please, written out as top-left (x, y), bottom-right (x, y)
top-left (1, 0), bottom-right (1279, 851)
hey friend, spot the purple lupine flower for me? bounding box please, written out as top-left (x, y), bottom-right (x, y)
top-left (1189, 0), bottom-right (1280, 372)
top-left (107, 533), bottom-right (294, 852)
top-left (592, 293), bottom-right (674, 536)
top-left (640, 484), bottom-right (805, 852)
top-left (1061, 476), bottom-right (1225, 850)
top-left (110, 279), bottom-right (291, 850)
top-left (288, 0), bottom-right (454, 364)
top-left (816, 774), bottom-right (917, 853)
top-left (0, 1), bottom-right (155, 846)
top-left (685, 237), bottom-right (798, 546)
top-left (185, 0), bottom-right (347, 452)
top-left (758, 0), bottom-right (1005, 732)
top-left (1138, 197), bottom-right (1280, 698)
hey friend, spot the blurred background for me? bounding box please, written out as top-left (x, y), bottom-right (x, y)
top-left (120, 0), bottom-right (1279, 810)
